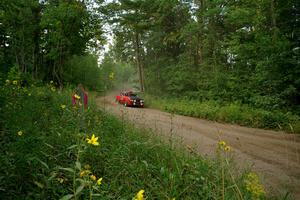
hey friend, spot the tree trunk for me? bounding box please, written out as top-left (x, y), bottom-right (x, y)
top-left (21, 24), bottom-right (26, 74)
top-left (270, 0), bottom-right (277, 38)
top-left (134, 31), bottom-right (145, 92)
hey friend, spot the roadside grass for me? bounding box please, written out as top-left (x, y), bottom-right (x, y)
top-left (143, 94), bottom-right (300, 133)
top-left (0, 81), bottom-right (289, 199)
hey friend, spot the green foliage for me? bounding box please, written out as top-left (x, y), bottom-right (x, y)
top-left (143, 94), bottom-right (300, 133)
top-left (1, 0), bottom-right (103, 84)
top-left (99, 55), bottom-right (136, 91)
top-left (107, 0), bottom-right (299, 118)
top-left (63, 54), bottom-right (103, 91)
top-left (0, 0), bottom-right (40, 74)
top-left (0, 80), bottom-right (282, 199)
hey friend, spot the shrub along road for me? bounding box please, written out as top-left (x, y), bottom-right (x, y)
top-left (96, 93), bottom-right (300, 198)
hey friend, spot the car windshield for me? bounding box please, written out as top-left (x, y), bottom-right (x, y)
top-left (130, 94), bottom-right (141, 100)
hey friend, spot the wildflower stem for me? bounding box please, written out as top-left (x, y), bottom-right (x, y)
top-left (225, 158), bottom-right (244, 200)
top-left (89, 184), bottom-right (92, 200)
top-left (221, 157), bottom-right (225, 200)
top-left (74, 139), bottom-right (81, 200)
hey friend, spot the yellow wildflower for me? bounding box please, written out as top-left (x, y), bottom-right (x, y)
top-left (79, 171), bottom-right (85, 177)
top-left (5, 80), bottom-right (10, 84)
top-left (61, 104), bottom-right (66, 109)
top-left (224, 146), bottom-right (231, 152)
top-left (51, 87), bottom-right (56, 92)
top-left (218, 140), bottom-right (226, 146)
top-left (79, 169), bottom-right (91, 177)
top-left (50, 80), bottom-right (54, 84)
top-left (134, 190), bottom-right (144, 200)
top-left (97, 177), bottom-right (103, 185)
top-left (90, 175), bottom-right (96, 181)
top-left (17, 131), bottom-right (23, 136)
top-left (57, 178), bottom-right (64, 184)
top-left (86, 134), bottom-right (99, 146)
top-left (109, 72), bottom-right (114, 80)
top-left (12, 80), bottom-right (18, 85)
top-left (84, 164), bottom-right (91, 169)
top-left (74, 94), bottom-right (80, 100)
top-left (245, 172), bottom-right (265, 199)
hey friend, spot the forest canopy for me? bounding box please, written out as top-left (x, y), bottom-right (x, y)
top-left (105, 0), bottom-right (300, 114)
top-left (1, 0), bottom-right (299, 113)
top-left (0, 0), bottom-right (104, 87)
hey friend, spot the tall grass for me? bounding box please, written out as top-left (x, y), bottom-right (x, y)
top-left (143, 94), bottom-right (300, 133)
top-left (0, 81), bottom-right (287, 199)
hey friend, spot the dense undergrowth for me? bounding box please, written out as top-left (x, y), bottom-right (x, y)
top-left (143, 94), bottom-right (300, 134)
top-left (0, 80), bottom-right (288, 200)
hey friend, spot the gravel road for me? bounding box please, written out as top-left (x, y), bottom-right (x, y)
top-left (96, 94), bottom-right (300, 198)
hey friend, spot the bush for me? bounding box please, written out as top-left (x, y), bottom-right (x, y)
top-left (144, 94), bottom-right (300, 133)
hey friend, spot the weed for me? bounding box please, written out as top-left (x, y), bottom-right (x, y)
top-left (0, 80), bottom-right (284, 199)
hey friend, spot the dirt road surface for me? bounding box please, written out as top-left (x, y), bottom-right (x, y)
top-left (96, 94), bottom-right (300, 198)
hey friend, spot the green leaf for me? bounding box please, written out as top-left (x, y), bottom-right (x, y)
top-left (58, 167), bottom-right (75, 173)
top-left (75, 184), bottom-right (85, 196)
top-left (34, 181), bottom-right (44, 189)
top-left (75, 178), bottom-right (85, 183)
top-left (28, 157), bottom-right (49, 169)
top-left (75, 161), bottom-right (81, 170)
top-left (59, 194), bottom-right (74, 200)
top-left (35, 157), bottom-right (49, 169)
top-left (142, 160), bottom-right (148, 168)
top-left (48, 172), bottom-right (57, 181)
top-left (44, 142), bottom-right (54, 149)
top-left (67, 145), bottom-right (78, 150)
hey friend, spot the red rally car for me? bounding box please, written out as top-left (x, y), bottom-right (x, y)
top-left (116, 91), bottom-right (144, 108)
